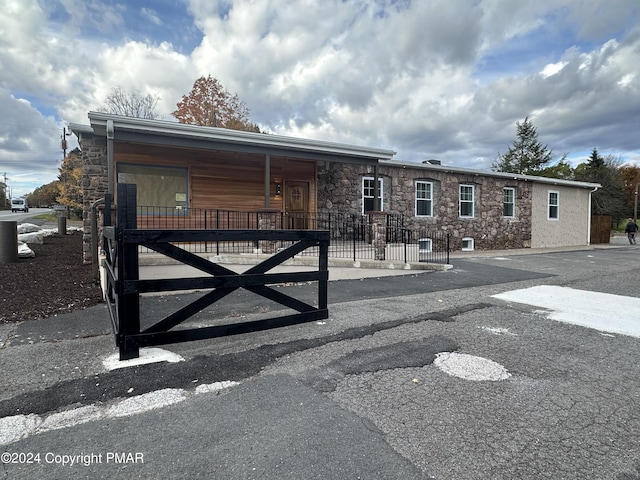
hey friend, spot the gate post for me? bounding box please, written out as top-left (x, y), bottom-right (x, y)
top-left (117, 183), bottom-right (141, 360)
top-left (318, 236), bottom-right (328, 311)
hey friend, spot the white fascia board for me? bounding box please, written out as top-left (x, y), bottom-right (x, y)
top-left (381, 160), bottom-right (601, 189)
top-left (86, 112), bottom-right (396, 160)
top-left (68, 122), bottom-right (94, 134)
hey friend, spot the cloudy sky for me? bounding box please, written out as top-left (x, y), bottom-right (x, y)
top-left (1, 0), bottom-right (640, 197)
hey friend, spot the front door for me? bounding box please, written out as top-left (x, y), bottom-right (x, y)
top-left (285, 181), bottom-right (309, 229)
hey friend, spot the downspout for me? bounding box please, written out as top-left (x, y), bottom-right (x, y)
top-left (587, 185), bottom-right (600, 245)
top-left (107, 120), bottom-right (114, 194)
top-left (373, 163), bottom-right (380, 211)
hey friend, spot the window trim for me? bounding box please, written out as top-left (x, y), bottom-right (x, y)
top-left (362, 176), bottom-right (384, 214)
top-left (415, 181), bottom-right (433, 217)
top-left (548, 190), bottom-right (559, 220)
top-left (459, 184), bottom-right (475, 218)
top-left (503, 187), bottom-right (515, 218)
top-left (462, 237), bottom-right (475, 251)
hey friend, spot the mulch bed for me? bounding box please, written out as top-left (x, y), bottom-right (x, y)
top-left (0, 232), bottom-right (104, 323)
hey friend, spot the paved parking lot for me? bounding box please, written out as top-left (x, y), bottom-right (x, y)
top-left (1, 243), bottom-right (639, 479)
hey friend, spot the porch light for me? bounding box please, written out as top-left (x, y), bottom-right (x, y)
top-left (275, 183), bottom-right (281, 195)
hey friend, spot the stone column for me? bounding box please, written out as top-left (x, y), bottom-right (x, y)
top-left (368, 211), bottom-right (386, 260)
top-left (80, 132), bottom-right (108, 264)
top-left (257, 209), bottom-right (281, 254)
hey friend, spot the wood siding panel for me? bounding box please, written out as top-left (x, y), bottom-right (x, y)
top-left (114, 142), bottom-right (316, 215)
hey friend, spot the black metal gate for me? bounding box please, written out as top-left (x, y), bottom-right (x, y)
top-left (103, 183), bottom-right (329, 360)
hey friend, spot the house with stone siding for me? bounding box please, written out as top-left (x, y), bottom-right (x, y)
top-left (71, 112), bottom-right (599, 263)
top-left (318, 159), bottom-right (600, 250)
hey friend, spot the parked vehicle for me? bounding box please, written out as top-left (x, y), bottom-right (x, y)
top-left (10, 198), bottom-right (29, 212)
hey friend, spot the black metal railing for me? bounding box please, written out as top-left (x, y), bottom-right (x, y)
top-left (112, 206), bottom-right (450, 264)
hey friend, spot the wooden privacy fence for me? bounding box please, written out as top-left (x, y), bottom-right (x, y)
top-left (103, 183), bottom-right (329, 360)
top-left (590, 215), bottom-right (611, 244)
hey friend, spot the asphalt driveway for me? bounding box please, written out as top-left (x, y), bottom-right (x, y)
top-left (1, 244), bottom-right (639, 479)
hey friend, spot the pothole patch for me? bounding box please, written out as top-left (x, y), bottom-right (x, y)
top-left (434, 352), bottom-right (511, 381)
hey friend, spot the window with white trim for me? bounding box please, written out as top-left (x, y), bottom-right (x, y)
top-left (462, 237), bottom-right (474, 251)
top-left (459, 184), bottom-right (474, 218)
top-left (415, 181), bottom-right (433, 217)
top-left (362, 177), bottom-right (383, 213)
top-left (418, 237), bottom-right (432, 253)
top-left (503, 187), bottom-right (515, 217)
top-left (548, 190), bottom-right (559, 220)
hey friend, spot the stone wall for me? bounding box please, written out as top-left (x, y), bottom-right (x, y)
top-left (80, 132), bottom-right (108, 264)
top-left (317, 162), bottom-right (533, 251)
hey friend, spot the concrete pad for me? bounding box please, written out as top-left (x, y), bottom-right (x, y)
top-left (102, 347), bottom-right (184, 370)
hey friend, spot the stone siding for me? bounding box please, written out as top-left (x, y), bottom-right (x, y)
top-left (80, 132), bottom-right (108, 264)
top-left (318, 162), bottom-right (533, 251)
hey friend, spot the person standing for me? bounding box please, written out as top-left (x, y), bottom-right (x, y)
top-left (625, 218), bottom-right (638, 245)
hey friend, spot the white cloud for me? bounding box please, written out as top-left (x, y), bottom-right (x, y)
top-left (85, 41), bottom-right (196, 119)
top-left (141, 7), bottom-right (163, 26)
top-left (540, 61), bottom-right (567, 78)
top-left (56, 0), bottom-right (125, 35)
top-left (0, 90), bottom-right (63, 196)
top-left (1, 0), bottom-right (639, 195)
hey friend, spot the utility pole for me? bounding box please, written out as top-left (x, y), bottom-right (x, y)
top-left (634, 183), bottom-right (638, 221)
top-left (1, 172), bottom-right (8, 207)
top-left (61, 127), bottom-right (68, 158)
top-left (60, 127), bottom-right (72, 219)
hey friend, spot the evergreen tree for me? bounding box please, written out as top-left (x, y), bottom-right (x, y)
top-left (537, 156), bottom-right (574, 180)
top-left (493, 117), bottom-right (553, 175)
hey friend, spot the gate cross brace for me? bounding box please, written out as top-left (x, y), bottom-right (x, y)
top-left (129, 239), bottom-right (327, 335)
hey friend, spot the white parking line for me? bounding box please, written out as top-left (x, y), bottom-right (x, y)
top-left (493, 286), bottom-right (640, 338)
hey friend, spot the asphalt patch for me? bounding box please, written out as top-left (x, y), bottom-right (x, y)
top-left (0, 304), bottom-right (488, 417)
top-left (303, 335), bottom-right (458, 392)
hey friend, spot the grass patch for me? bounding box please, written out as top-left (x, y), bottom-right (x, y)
top-left (30, 213), bottom-right (58, 222)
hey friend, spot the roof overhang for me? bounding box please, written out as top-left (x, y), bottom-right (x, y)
top-left (70, 112), bottom-right (396, 165)
top-left (381, 159), bottom-right (602, 189)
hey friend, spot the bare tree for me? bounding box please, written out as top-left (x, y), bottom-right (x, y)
top-left (100, 86), bottom-right (161, 119)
